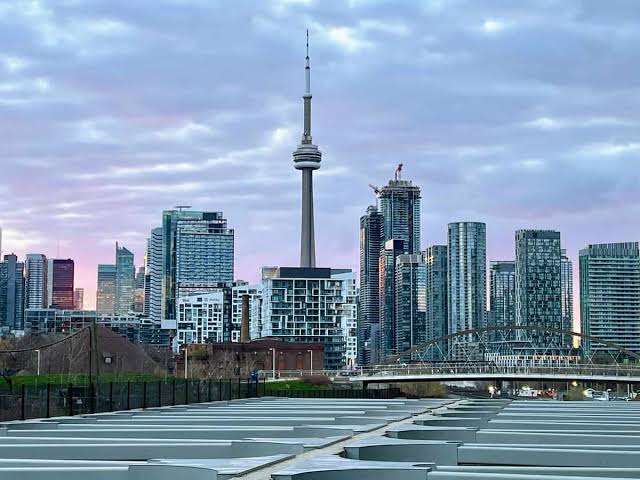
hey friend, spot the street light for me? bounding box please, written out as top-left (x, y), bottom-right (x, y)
top-left (307, 349), bottom-right (313, 376)
top-left (270, 348), bottom-right (276, 380)
top-left (35, 349), bottom-right (41, 376)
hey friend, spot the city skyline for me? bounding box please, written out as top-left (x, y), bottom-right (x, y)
top-left (1, 1), bottom-right (639, 315)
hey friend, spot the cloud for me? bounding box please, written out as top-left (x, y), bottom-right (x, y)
top-left (1, 0), bottom-right (639, 313)
top-left (577, 142), bottom-right (640, 156)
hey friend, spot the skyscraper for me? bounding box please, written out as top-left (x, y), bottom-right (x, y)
top-left (394, 254), bottom-right (427, 360)
top-left (379, 239), bottom-right (406, 359)
top-left (24, 254), bottom-right (48, 309)
top-left (146, 227), bottom-right (163, 322)
top-left (489, 261), bottom-right (516, 332)
top-left (74, 288), bottom-right (84, 310)
top-left (50, 259), bottom-right (74, 310)
top-left (358, 205), bottom-right (383, 365)
top-left (447, 222), bottom-right (486, 358)
top-left (96, 264), bottom-right (116, 314)
top-left (561, 249), bottom-right (574, 332)
top-left (0, 254), bottom-right (24, 331)
top-left (580, 242), bottom-right (640, 355)
top-left (378, 176), bottom-right (421, 255)
top-left (134, 266), bottom-right (145, 313)
top-left (424, 245), bottom-right (448, 359)
top-left (115, 243), bottom-right (135, 315)
top-left (161, 210), bottom-right (234, 322)
top-left (293, 31), bottom-right (322, 268)
top-left (515, 230), bottom-right (564, 351)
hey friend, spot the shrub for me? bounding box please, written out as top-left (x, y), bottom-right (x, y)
top-left (399, 382), bottom-right (448, 398)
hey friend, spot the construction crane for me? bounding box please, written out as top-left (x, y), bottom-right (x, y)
top-left (368, 184), bottom-right (381, 195)
top-left (175, 205), bottom-right (192, 212)
top-left (395, 163), bottom-right (403, 181)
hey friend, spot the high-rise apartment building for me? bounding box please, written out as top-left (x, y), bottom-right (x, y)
top-left (74, 288), bottom-right (84, 310)
top-left (96, 264), bottom-right (116, 314)
top-left (580, 242), bottom-right (640, 355)
top-left (379, 239), bottom-right (406, 360)
top-left (447, 222), bottom-right (487, 358)
top-left (561, 249), bottom-right (574, 332)
top-left (115, 243), bottom-right (135, 314)
top-left (161, 210), bottom-right (234, 322)
top-left (378, 178), bottom-right (421, 254)
top-left (515, 230), bottom-right (564, 351)
top-left (260, 267), bottom-right (356, 369)
top-left (24, 254), bottom-right (48, 309)
top-left (50, 259), bottom-right (74, 310)
top-left (489, 261), bottom-right (516, 334)
top-left (134, 266), bottom-right (145, 313)
top-left (231, 282), bottom-right (263, 343)
top-left (424, 245), bottom-right (448, 359)
top-left (394, 254), bottom-right (427, 360)
top-left (358, 205), bottom-right (383, 365)
top-left (146, 227), bottom-right (163, 322)
top-left (0, 254), bottom-right (24, 331)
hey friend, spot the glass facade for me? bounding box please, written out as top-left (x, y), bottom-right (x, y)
top-left (0, 254), bottom-right (24, 331)
top-left (379, 239), bottom-right (406, 360)
top-left (561, 249), bottom-right (574, 332)
top-left (51, 259), bottom-right (74, 310)
top-left (447, 222), bottom-right (486, 358)
top-left (424, 245), bottom-right (448, 360)
top-left (358, 205), bottom-right (383, 365)
top-left (379, 180), bottom-right (421, 254)
top-left (394, 254), bottom-right (427, 360)
top-left (580, 242), bottom-right (640, 355)
top-left (115, 243), bottom-right (135, 315)
top-left (489, 261), bottom-right (516, 335)
top-left (25, 253), bottom-right (48, 309)
top-left (96, 264), bottom-right (116, 314)
top-left (515, 229), bottom-right (564, 351)
top-left (161, 210), bottom-right (234, 322)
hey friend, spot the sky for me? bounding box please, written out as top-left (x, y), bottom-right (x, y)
top-left (0, 0), bottom-right (639, 316)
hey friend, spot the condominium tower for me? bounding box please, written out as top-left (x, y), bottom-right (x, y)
top-left (24, 254), bottom-right (48, 309)
top-left (579, 242), bottom-right (640, 355)
top-left (447, 222), bottom-right (487, 357)
top-left (358, 205), bottom-right (383, 365)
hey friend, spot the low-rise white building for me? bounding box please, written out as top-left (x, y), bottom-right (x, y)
top-left (176, 292), bottom-right (224, 349)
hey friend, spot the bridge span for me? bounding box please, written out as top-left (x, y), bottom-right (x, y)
top-left (347, 365), bottom-right (640, 385)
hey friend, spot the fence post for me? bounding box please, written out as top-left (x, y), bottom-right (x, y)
top-left (68, 383), bottom-right (74, 416)
top-left (46, 383), bottom-right (51, 418)
top-left (219, 379), bottom-right (223, 401)
top-left (109, 382), bottom-right (114, 411)
top-left (185, 379), bottom-right (189, 405)
top-left (158, 380), bottom-right (162, 407)
top-left (142, 381), bottom-right (147, 409)
top-left (89, 382), bottom-right (95, 414)
top-left (197, 379), bottom-right (201, 403)
top-left (126, 381), bottom-right (131, 410)
top-left (238, 378), bottom-right (241, 399)
top-left (247, 378), bottom-right (250, 398)
top-left (208, 379), bottom-right (212, 402)
top-left (20, 384), bottom-right (26, 421)
top-left (228, 378), bottom-right (232, 400)
top-left (172, 379), bottom-right (176, 406)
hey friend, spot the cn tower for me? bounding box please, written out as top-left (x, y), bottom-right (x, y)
top-left (293, 31), bottom-right (322, 268)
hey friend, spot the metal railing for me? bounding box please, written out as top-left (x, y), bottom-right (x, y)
top-left (262, 363), bottom-right (640, 381)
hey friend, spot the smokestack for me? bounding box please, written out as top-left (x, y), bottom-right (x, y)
top-left (240, 294), bottom-right (250, 343)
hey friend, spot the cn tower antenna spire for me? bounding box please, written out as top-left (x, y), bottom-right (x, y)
top-left (293, 29), bottom-right (322, 268)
